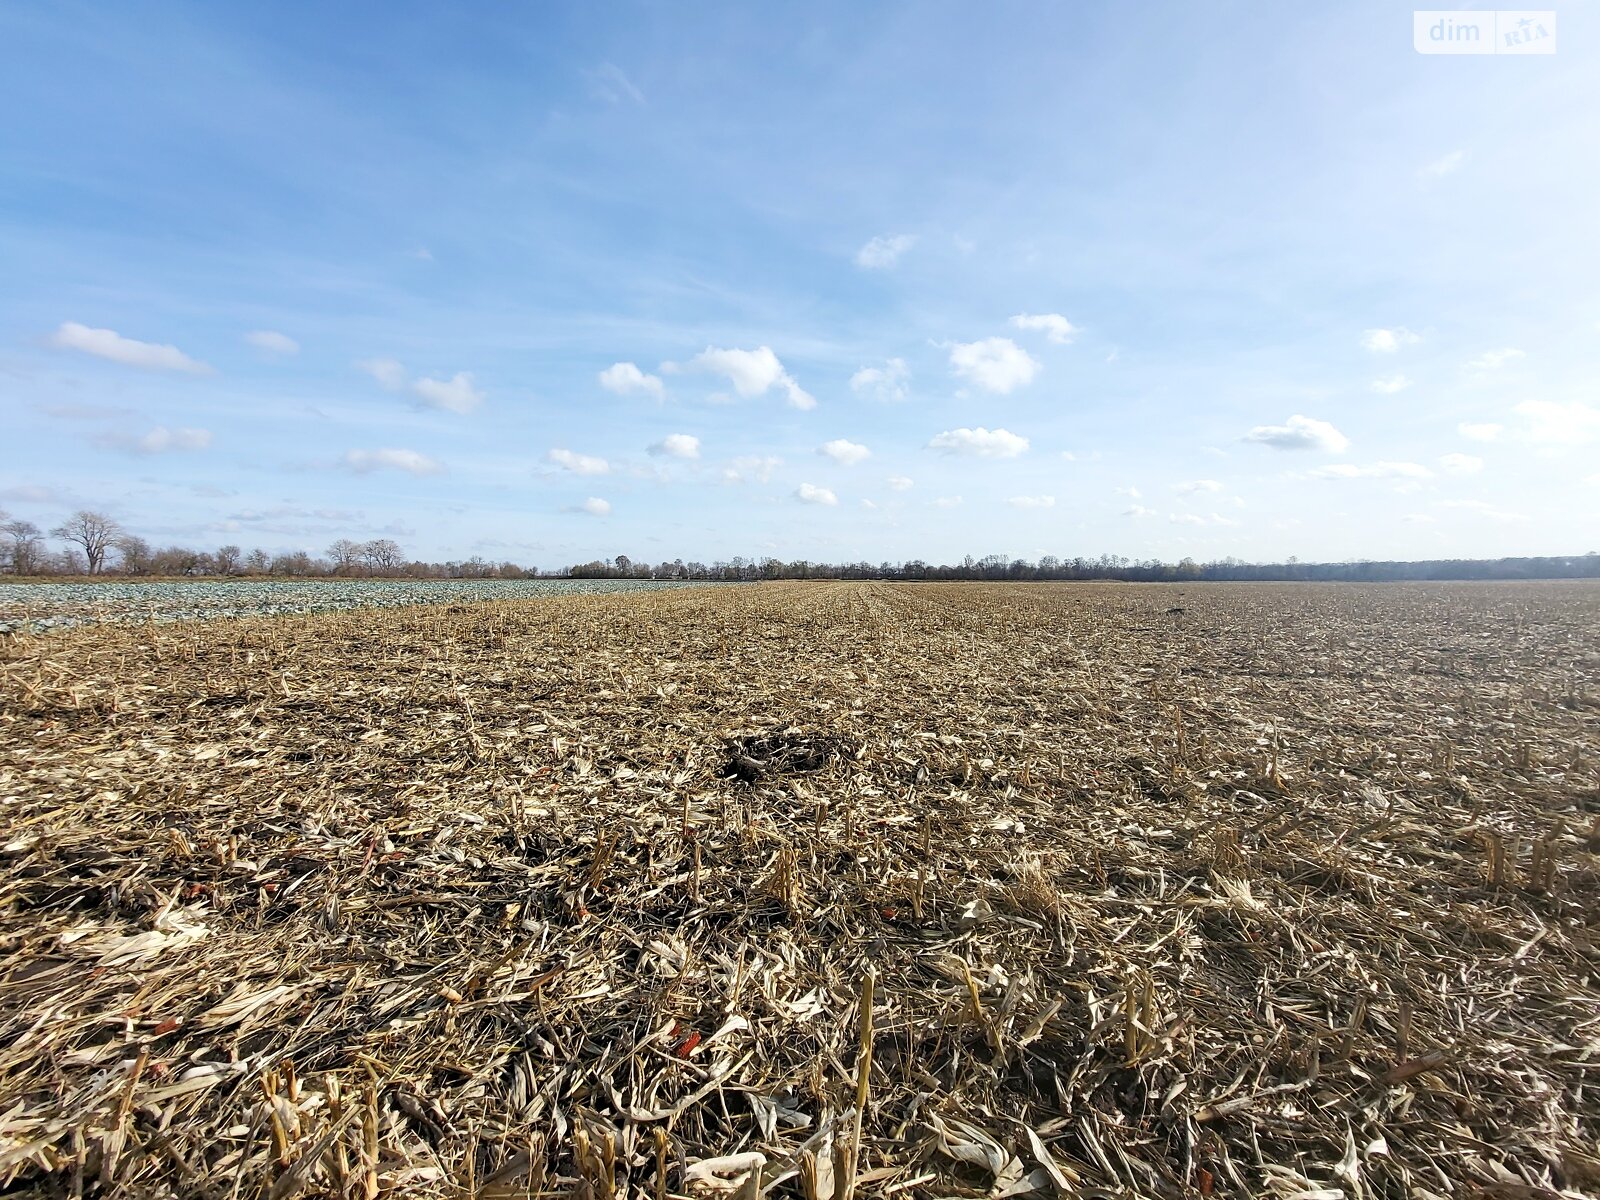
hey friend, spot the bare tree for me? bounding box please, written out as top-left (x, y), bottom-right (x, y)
top-left (2, 518), bottom-right (45, 575)
top-left (328, 539), bottom-right (363, 574)
top-left (51, 510), bottom-right (122, 574)
top-left (361, 538), bottom-right (403, 572)
top-left (115, 534), bottom-right (153, 575)
top-left (215, 544), bottom-right (241, 575)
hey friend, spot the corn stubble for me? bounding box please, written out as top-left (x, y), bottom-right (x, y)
top-left (1, 580), bottom-right (1597, 1198)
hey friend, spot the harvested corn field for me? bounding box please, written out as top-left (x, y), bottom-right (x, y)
top-left (2, 580), bottom-right (1598, 1199)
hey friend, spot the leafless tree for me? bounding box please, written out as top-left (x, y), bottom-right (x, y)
top-left (362, 538), bottom-right (403, 572)
top-left (115, 534), bottom-right (153, 575)
top-left (328, 539), bottom-right (364, 574)
top-left (51, 510), bottom-right (122, 574)
top-left (215, 545), bottom-right (242, 575)
top-left (2, 518), bottom-right (45, 575)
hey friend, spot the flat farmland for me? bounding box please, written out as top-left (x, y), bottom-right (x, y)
top-left (0, 579), bottom-right (714, 635)
top-left (2, 581), bottom-right (1597, 1198)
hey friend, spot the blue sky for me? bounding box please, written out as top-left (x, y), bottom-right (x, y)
top-left (3, 2), bottom-right (1596, 568)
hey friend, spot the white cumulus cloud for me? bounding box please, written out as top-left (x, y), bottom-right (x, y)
top-left (886, 475), bottom-right (913, 491)
top-left (933, 495), bottom-right (963, 508)
top-left (246, 330), bottom-right (299, 356)
top-left (577, 497), bottom-right (611, 517)
top-left (1009, 313), bottom-right (1078, 344)
top-left (51, 322), bottom-right (211, 374)
top-left (1243, 415), bottom-right (1350, 453)
top-left (928, 426), bottom-right (1029, 458)
top-left (795, 483), bottom-right (837, 505)
top-left (1458, 422), bottom-right (1504, 442)
top-left (1371, 374), bottom-right (1411, 394)
top-left (856, 234), bottom-right (916, 269)
top-left (682, 346), bottom-right (814, 409)
top-left (548, 448), bottom-right (610, 476)
top-left (648, 433), bottom-right (700, 459)
top-left (344, 448), bottom-right (443, 476)
top-left (1007, 495), bottom-right (1055, 509)
top-left (1361, 328), bottom-right (1420, 353)
top-left (948, 337), bottom-right (1039, 393)
top-left (599, 361), bottom-right (664, 398)
top-left (819, 438), bottom-right (871, 466)
top-left (1123, 505), bottom-right (1156, 518)
top-left (850, 358), bottom-right (910, 402)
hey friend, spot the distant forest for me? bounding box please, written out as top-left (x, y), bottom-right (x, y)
top-left (569, 552), bottom-right (1600, 583)
top-left (6, 508), bottom-right (1596, 584)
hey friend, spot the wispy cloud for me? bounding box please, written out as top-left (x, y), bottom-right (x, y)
top-left (1172, 479), bottom-right (1223, 494)
top-left (849, 358), bottom-right (909, 402)
top-left (722, 455), bottom-right (781, 484)
top-left (93, 426), bottom-right (213, 455)
top-left (246, 330), bottom-right (299, 356)
top-left (1360, 327), bottom-right (1420, 353)
top-left (1438, 499), bottom-right (1526, 522)
top-left (357, 358), bottom-right (407, 388)
top-left (1371, 374), bottom-right (1411, 394)
top-left (1309, 461), bottom-right (1433, 480)
top-left (1439, 452), bottom-right (1483, 474)
top-left (358, 359), bottom-right (483, 412)
top-left (343, 448), bottom-right (443, 476)
top-left (1513, 399), bottom-right (1600, 444)
top-left (548, 448), bottom-right (610, 475)
top-left (886, 475), bottom-right (913, 491)
top-left (1006, 495), bottom-right (1055, 509)
top-left (856, 234), bottom-right (916, 269)
top-left (1464, 347), bottom-right (1525, 370)
top-left (412, 372), bottom-right (483, 414)
top-left (587, 62), bottom-right (644, 105)
top-left (1419, 149), bottom-right (1465, 179)
top-left (51, 322), bottom-right (212, 374)
top-left (795, 482), bottom-right (837, 505)
top-left (1458, 422), bottom-right (1504, 442)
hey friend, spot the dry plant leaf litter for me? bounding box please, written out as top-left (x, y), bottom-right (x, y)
top-left (1, 581), bottom-right (1597, 1199)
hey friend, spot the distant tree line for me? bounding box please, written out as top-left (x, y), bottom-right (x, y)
top-left (570, 551), bottom-right (1600, 583)
top-left (4, 508), bottom-right (1596, 583)
top-left (0, 509), bottom-right (534, 579)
